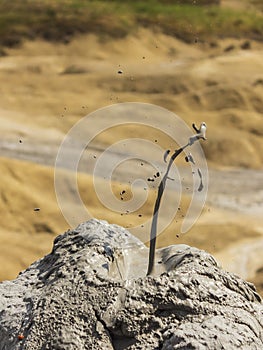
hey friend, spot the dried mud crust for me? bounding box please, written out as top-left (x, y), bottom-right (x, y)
top-left (0, 219), bottom-right (262, 350)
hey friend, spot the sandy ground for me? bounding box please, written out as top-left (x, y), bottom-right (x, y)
top-left (0, 28), bottom-right (262, 294)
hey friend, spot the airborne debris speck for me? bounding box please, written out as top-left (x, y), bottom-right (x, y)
top-left (147, 177), bottom-right (154, 182)
top-left (185, 153), bottom-right (195, 164)
top-left (163, 150), bottom-right (170, 163)
top-left (197, 168), bottom-right (204, 192)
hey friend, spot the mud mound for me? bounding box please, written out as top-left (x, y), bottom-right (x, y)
top-left (0, 219), bottom-right (262, 350)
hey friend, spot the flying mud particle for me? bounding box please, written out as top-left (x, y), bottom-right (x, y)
top-left (163, 150), bottom-right (170, 163)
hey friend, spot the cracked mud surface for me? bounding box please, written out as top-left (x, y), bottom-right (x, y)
top-left (0, 220), bottom-right (262, 350)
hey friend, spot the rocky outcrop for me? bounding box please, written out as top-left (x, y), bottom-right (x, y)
top-left (0, 219), bottom-right (262, 349)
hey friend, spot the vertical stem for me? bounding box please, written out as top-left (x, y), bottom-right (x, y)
top-left (146, 145), bottom-right (187, 276)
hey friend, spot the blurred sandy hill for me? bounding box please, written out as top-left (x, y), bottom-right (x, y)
top-left (0, 5), bottom-right (263, 294)
top-left (1, 29), bottom-right (263, 167)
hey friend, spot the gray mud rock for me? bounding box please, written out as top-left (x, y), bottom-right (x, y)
top-left (0, 219), bottom-right (262, 349)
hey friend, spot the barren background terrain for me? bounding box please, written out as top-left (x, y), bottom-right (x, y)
top-left (0, 0), bottom-right (262, 295)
